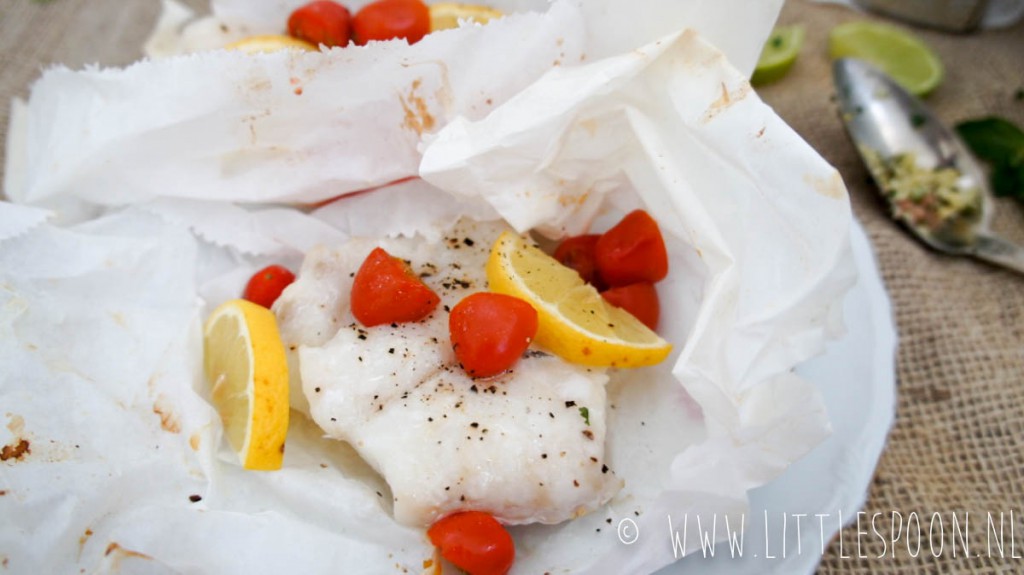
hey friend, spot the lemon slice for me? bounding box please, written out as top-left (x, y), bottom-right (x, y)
top-left (751, 25), bottom-right (805, 85)
top-left (486, 232), bottom-right (672, 368)
top-left (828, 21), bottom-right (944, 97)
top-left (203, 299), bottom-right (289, 470)
top-left (225, 35), bottom-right (317, 54)
top-left (429, 2), bottom-right (504, 31)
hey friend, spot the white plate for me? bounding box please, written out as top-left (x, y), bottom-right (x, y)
top-left (660, 219), bottom-right (898, 573)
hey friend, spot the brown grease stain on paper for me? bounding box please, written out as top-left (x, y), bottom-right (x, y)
top-left (701, 81), bottom-right (751, 123)
top-left (2, 415), bottom-right (30, 462)
top-left (153, 395), bottom-right (181, 434)
top-left (803, 172), bottom-right (846, 200)
top-left (400, 79), bottom-right (436, 135)
top-left (103, 542), bottom-right (153, 570)
top-left (0, 439), bottom-right (29, 462)
top-left (78, 529), bottom-right (94, 556)
top-left (7, 414), bottom-right (24, 434)
top-left (243, 109), bottom-right (273, 146)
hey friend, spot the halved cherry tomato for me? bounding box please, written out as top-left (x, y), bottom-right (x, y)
top-left (428, 511), bottom-right (515, 575)
top-left (352, 0), bottom-right (430, 45)
top-left (553, 234), bottom-right (603, 288)
top-left (595, 209), bottom-right (668, 287)
top-left (601, 282), bottom-right (660, 331)
top-left (351, 247), bottom-right (440, 326)
top-left (449, 292), bottom-right (538, 378)
top-left (243, 264), bottom-right (296, 309)
top-left (287, 0), bottom-right (352, 47)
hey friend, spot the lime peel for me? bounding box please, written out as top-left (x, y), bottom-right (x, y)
top-left (828, 21), bottom-right (944, 97)
top-left (752, 25), bottom-right (805, 86)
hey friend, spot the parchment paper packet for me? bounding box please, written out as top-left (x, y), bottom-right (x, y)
top-left (1, 0), bottom-right (856, 573)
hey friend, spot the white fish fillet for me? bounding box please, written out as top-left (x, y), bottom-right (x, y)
top-left (275, 219), bottom-right (622, 527)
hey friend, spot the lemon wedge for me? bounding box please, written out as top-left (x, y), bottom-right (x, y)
top-left (429, 3), bottom-right (504, 31)
top-left (225, 35), bottom-right (317, 54)
top-left (203, 299), bottom-right (289, 470)
top-left (486, 231), bottom-right (672, 368)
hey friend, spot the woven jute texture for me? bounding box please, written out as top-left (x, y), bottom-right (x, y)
top-left (2, 0), bottom-right (1022, 573)
top-left (761, 3), bottom-right (1024, 573)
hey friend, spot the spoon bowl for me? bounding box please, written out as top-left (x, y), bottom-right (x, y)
top-left (833, 57), bottom-right (1024, 274)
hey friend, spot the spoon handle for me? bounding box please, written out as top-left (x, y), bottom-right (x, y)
top-left (972, 234), bottom-right (1024, 276)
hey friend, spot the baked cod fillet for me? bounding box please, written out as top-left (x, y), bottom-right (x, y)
top-left (274, 219), bottom-right (623, 527)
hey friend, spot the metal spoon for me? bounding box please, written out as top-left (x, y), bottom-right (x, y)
top-left (833, 57), bottom-right (1024, 275)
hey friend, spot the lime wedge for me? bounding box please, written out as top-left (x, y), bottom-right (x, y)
top-left (751, 26), bottom-right (805, 86)
top-left (828, 21), bottom-right (944, 97)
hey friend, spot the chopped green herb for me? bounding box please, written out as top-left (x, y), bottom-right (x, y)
top-left (955, 116), bottom-right (1024, 201)
top-left (1015, 88), bottom-right (1024, 102)
top-left (578, 407), bottom-right (590, 426)
top-left (910, 113), bottom-right (927, 128)
top-left (862, 147), bottom-right (982, 243)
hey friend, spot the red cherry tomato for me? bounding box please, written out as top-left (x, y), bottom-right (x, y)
top-left (428, 511), bottom-right (515, 575)
top-left (553, 234), bottom-right (603, 288)
top-left (287, 0), bottom-right (352, 47)
top-left (601, 282), bottom-right (660, 331)
top-left (595, 210), bottom-right (669, 287)
top-left (449, 293), bottom-right (538, 378)
top-left (243, 264), bottom-right (296, 309)
top-left (352, 0), bottom-right (430, 45)
top-left (351, 247), bottom-right (440, 327)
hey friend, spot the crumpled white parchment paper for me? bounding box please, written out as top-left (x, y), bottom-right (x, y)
top-left (0, 0), bottom-right (857, 573)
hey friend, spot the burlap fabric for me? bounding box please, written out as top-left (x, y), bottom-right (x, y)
top-left (1, 0), bottom-right (1022, 573)
top-left (764, 3), bottom-right (1024, 573)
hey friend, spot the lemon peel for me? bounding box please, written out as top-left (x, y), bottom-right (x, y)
top-left (429, 3), bottom-right (504, 31)
top-left (225, 35), bottom-right (317, 54)
top-left (203, 299), bottom-right (289, 470)
top-left (486, 232), bottom-right (672, 368)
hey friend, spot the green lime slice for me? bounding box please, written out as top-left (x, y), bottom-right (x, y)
top-left (828, 21), bottom-right (944, 97)
top-left (752, 25), bottom-right (805, 86)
